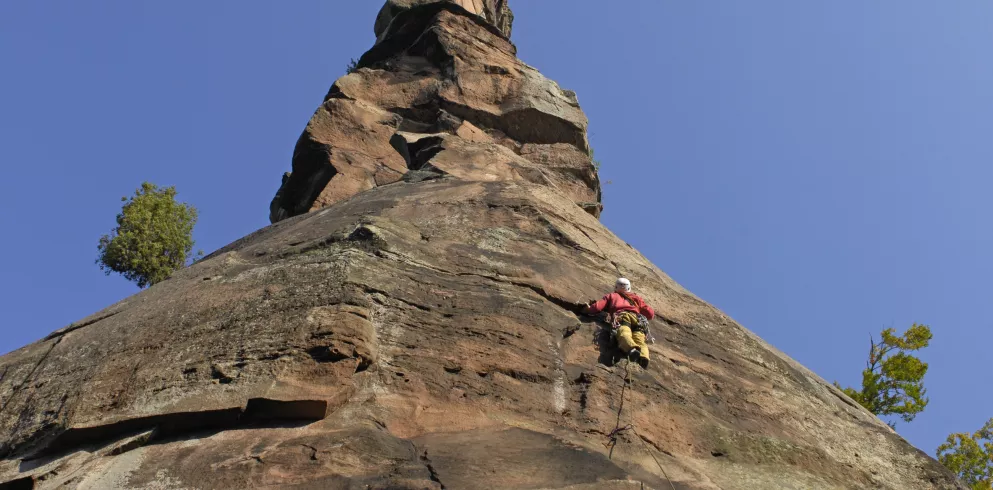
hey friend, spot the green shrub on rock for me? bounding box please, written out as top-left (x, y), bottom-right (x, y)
top-left (96, 182), bottom-right (201, 288)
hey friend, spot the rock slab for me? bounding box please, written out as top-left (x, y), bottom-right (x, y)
top-left (0, 2), bottom-right (964, 489)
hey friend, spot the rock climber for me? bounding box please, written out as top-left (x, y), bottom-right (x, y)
top-left (583, 278), bottom-right (655, 368)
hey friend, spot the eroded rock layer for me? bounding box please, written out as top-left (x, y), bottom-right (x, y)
top-left (0, 2), bottom-right (963, 489)
top-left (268, 0), bottom-right (599, 224)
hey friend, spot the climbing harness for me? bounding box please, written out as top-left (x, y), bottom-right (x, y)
top-left (603, 359), bottom-right (677, 490)
top-left (609, 312), bottom-right (656, 344)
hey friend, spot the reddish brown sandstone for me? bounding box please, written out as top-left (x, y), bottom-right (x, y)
top-left (0, 2), bottom-right (963, 489)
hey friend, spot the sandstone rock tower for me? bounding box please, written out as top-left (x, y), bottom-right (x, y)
top-left (0, 2), bottom-right (964, 489)
top-left (268, 0), bottom-right (598, 225)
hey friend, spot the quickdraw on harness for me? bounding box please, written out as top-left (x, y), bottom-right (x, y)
top-left (608, 293), bottom-right (656, 344)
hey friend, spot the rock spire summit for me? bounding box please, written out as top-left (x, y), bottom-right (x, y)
top-left (269, 0), bottom-right (599, 224)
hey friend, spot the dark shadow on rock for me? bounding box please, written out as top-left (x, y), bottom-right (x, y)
top-left (143, 418), bottom-right (318, 451)
top-left (0, 476), bottom-right (33, 490)
top-left (589, 316), bottom-right (620, 367)
top-left (19, 398), bottom-right (329, 468)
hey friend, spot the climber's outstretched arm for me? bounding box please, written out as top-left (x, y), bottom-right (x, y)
top-left (585, 294), bottom-right (612, 315)
top-left (640, 301), bottom-right (655, 321)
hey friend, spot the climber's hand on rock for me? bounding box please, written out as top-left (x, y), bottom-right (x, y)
top-left (578, 300), bottom-right (595, 315)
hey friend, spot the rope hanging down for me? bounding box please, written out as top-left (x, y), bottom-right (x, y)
top-left (604, 359), bottom-right (677, 490)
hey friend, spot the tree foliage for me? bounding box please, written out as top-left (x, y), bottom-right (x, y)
top-left (97, 182), bottom-right (201, 288)
top-left (937, 418), bottom-right (993, 490)
top-left (346, 58), bottom-right (360, 74)
top-left (834, 324), bottom-right (932, 426)
top-left (589, 147), bottom-right (601, 171)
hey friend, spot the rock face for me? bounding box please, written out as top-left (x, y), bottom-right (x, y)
top-left (0, 3), bottom-right (964, 490)
top-left (269, 0), bottom-right (599, 224)
top-left (375, 0), bottom-right (514, 41)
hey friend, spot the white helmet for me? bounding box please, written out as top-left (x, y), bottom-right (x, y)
top-left (615, 277), bottom-right (631, 292)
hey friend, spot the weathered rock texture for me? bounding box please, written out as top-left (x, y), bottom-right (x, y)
top-left (0, 2), bottom-right (964, 489)
top-left (269, 0), bottom-right (598, 225)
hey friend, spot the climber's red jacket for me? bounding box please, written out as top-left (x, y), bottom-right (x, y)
top-left (586, 292), bottom-right (655, 320)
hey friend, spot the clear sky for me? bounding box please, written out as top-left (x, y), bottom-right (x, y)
top-left (1, 1), bottom-right (990, 458)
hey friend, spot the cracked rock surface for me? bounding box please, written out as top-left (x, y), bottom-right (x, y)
top-left (268, 0), bottom-right (598, 224)
top-left (0, 1), bottom-right (965, 489)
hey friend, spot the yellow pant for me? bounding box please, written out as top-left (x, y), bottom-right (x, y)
top-left (616, 325), bottom-right (649, 360)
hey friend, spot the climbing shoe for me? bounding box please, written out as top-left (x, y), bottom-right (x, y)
top-left (627, 349), bottom-right (641, 362)
top-left (638, 357), bottom-right (650, 369)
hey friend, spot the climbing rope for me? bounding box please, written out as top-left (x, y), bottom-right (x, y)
top-left (604, 359), bottom-right (677, 490)
top-left (604, 359), bottom-right (632, 458)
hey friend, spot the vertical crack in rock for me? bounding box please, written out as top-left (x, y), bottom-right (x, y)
top-left (0, 337), bottom-right (63, 419)
top-left (420, 449), bottom-right (446, 489)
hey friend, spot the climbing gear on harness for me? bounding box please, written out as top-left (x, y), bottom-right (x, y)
top-left (635, 313), bottom-right (656, 344)
top-left (613, 311), bottom-right (655, 344)
top-left (608, 312), bottom-right (652, 366)
top-left (604, 359), bottom-right (677, 490)
top-left (612, 311), bottom-right (637, 331)
top-left (615, 292), bottom-right (655, 343)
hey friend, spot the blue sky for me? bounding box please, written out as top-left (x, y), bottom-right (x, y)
top-left (1, 1), bottom-right (990, 457)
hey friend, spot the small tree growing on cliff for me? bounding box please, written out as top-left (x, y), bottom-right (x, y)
top-left (834, 323), bottom-right (932, 427)
top-left (937, 418), bottom-right (993, 490)
top-left (97, 182), bottom-right (201, 288)
top-left (346, 58), bottom-right (360, 74)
